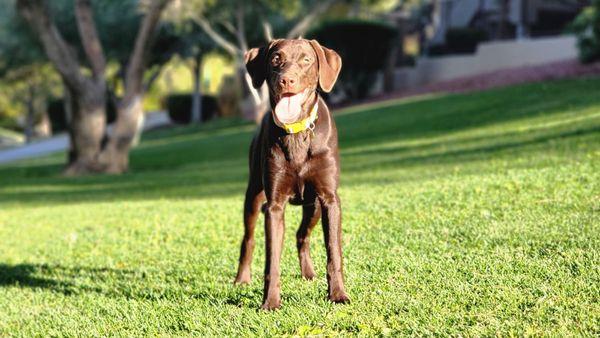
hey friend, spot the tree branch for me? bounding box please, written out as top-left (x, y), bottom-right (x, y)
top-left (219, 19), bottom-right (236, 36)
top-left (235, 4), bottom-right (248, 51)
top-left (286, 0), bottom-right (337, 39)
top-left (263, 21), bottom-right (273, 42)
top-left (16, 0), bottom-right (86, 91)
top-left (143, 66), bottom-right (162, 92)
top-left (192, 15), bottom-right (240, 56)
top-left (123, 0), bottom-right (171, 102)
top-left (74, 0), bottom-right (106, 79)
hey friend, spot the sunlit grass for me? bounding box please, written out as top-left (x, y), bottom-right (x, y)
top-left (0, 78), bottom-right (599, 336)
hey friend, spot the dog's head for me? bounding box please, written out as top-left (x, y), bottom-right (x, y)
top-left (245, 39), bottom-right (341, 125)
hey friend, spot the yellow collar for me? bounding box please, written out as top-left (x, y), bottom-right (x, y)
top-left (280, 101), bottom-right (319, 134)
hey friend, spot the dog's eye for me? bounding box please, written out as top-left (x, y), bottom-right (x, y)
top-left (303, 57), bottom-right (312, 64)
top-left (271, 55), bottom-right (281, 66)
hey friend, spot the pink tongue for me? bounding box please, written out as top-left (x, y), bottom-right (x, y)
top-left (274, 93), bottom-right (303, 124)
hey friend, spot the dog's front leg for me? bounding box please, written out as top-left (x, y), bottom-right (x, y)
top-left (261, 199), bottom-right (286, 310)
top-left (320, 191), bottom-right (350, 304)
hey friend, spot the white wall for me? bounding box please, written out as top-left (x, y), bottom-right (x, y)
top-left (394, 35), bottom-right (578, 90)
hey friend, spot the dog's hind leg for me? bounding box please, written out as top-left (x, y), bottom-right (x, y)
top-left (234, 183), bottom-right (265, 285)
top-left (296, 202), bottom-right (321, 280)
top-left (320, 192), bottom-right (350, 304)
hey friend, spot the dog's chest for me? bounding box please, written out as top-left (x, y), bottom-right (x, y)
top-left (280, 132), bottom-right (312, 166)
top-left (280, 132), bottom-right (315, 204)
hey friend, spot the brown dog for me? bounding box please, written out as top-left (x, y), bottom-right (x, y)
top-left (234, 39), bottom-right (349, 310)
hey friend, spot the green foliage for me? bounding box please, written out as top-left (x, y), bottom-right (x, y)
top-left (0, 0), bottom-right (181, 128)
top-left (0, 117), bottom-right (20, 132)
top-left (0, 0), bottom-right (45, 75)
top-left (172, 0), bottom-right (346, 53)
top-left (165, 20), bottom-right (216, 61)
top-left (569, 0), bottom-right (600, 63)
top-left (308, 19), bottom-right (397, 100)
top-left (0, 79), bottom-right (598, 335)
top-left (0, 0), bottom-right (55, 128)
top-left (166, 94), bottom-right (219, 124)
top-left (0, 65), bottom-right (60, 130)
top-left (45, 0), bottom-right (179, 70)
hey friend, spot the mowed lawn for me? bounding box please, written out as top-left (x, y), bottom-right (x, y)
top-left (0, 78), bottom-right (599, 336)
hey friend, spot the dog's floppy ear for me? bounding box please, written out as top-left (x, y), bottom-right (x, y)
top-left (245, 46), bottom-right (268, 88)
top-left (308, 40), bottom-right (342, 93)
top-left (245, 39), bottom-right (282, 88)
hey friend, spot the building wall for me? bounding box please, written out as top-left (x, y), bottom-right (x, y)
top-left (394, 35), bottom-right (578, 89)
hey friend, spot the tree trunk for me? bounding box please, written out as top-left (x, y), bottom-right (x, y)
top-left (97, 94), bottom-right (143, 173)
top-left (63, 83), bottom-right (77, 165)
top-left (17, 0), bottom-right (108, 175)
top-left (238, 62), bottom-right (268, 123)
top-left (24, 84), bottom-right (36, 143)
top-left (96, 0), bottom-right (171, 174)
top-left (64, 84), bottom-right (106, 175)
top-left (384, 17), bottom-right (407, 93)
top-left (191, 54), bottom-right (203, 123)
top-left (254, 83), bottom-right (269, 124)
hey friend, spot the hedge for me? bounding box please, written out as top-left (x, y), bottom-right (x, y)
top-left (166, 94), bottom-right (219, 124)
top-left (429, 28), bottom-right (488, 56)
top-left (308, 20), bottom-right (398, 100)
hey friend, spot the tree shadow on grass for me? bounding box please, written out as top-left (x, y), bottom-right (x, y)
top-left (0, 263), bottom-right (260, 307)
top-left (0, 161), bottom-right (248, 205)
top-left (0, 263), bottom-right (107, 296)
top-left (2, 121), bottom-right (596, 206)
top-left (343, 125), bottom-right (600, 173)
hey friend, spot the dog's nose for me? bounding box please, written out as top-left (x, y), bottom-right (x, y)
top-left (279, 76), bottom-right (296, 88)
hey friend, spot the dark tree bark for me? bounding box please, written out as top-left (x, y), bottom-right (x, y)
top-left (24, 83), bottom-right (36, 143)
top-left (17, 0), bottom-right (107, 175)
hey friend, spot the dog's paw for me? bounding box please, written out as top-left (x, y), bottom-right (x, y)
top-left (329, 291), bottom-right (350, 304)
top-left (233, 273), bottom-right (251, 285)
top-left (301, 267), bottom-right (316, 281)
top-left (260, 297), bottom-right (281, 310)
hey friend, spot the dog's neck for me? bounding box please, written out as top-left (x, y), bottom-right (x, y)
top-left (273, 92), bottom-right (319, 165)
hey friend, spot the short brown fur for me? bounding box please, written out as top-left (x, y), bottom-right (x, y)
top-left (234, 39), bottom-right (349, 310)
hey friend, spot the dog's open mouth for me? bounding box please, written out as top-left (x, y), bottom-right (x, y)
top-left (274, 89), bottom-right (309, 124)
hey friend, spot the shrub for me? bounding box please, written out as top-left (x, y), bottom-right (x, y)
top-left (428, 44), bottom-right (449, 56)
top-left (47, 99), bottom-right (68, 133)
top-left (396, 55), bottom-right (416, 67)
top-left (308, 20), bottom-right (397, 100)
top-left (428, 28), bottom-right (487, 57)
top-left (445, 28), bottom-right (488, 54)
top-left (569, 0), bottom-right (600, 63)
top-left (166, 94), bottom-right (219, 124)
top-left (0, 115), bottom-right (19, 131)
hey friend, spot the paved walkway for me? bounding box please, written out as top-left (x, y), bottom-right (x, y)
top-left (0, 111), bottom-right (170, 165)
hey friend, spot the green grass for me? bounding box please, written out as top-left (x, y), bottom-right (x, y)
top-left (0, 78), bottom-right (599, 336)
